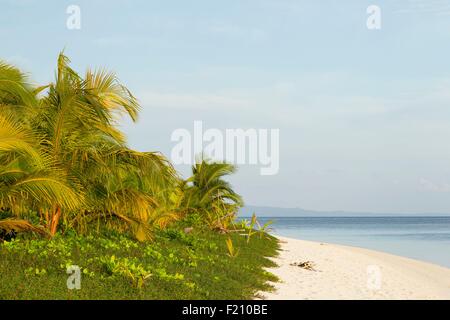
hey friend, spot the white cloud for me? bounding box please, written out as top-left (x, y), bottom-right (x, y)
top-left (419, 178), bottom-right (450, 192)
top-left (394, 0), bottom-right (450, 16)
top-left (4, 55), bottom-right (32, 72)
top-left (206, 22), bottom-right (266, 40)
top-left (92, 35), bottom-right (151, 47)
top-left (138, 91), bottom-right (250, 110)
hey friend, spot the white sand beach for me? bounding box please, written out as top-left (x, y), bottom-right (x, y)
top-left (261, 236), bottom-right (450, 300)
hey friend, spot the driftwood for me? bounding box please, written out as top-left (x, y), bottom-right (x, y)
top-left (290, 261), bottom-right (316, 271)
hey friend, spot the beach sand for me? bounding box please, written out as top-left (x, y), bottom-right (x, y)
top-left (261, 236), bottom-right (450, 300)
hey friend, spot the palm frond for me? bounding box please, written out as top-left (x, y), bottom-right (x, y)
top-left (0, 218), bottom-right (48, 236)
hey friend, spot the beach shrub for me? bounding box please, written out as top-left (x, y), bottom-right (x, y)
top-left (0, 55), bottom-right (246, 241)
top-left (0, 229), bottom-right (278, 299)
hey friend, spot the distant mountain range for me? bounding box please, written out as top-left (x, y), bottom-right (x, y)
top-left (239, 205), bottom-right (450, 217)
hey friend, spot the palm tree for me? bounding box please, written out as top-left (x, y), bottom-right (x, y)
top-left (39, 53), bottom-right (181, 239)
top-left (1, 53), bottom-right (244, 240)
top-left (0, 53), bottom-right (179, 240)
top-left (0, 63), bottom-right (81, 233)
top-left (182, 159), bottom-right (243, 229)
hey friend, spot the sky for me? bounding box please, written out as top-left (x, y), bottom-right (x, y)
top-left (2, 0), bottom-right (450, 213)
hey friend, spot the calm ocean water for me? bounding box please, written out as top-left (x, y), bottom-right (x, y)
top-left (257, 216), bottom-right (450, 268)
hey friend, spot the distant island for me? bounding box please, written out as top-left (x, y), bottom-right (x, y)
top-left (240, 205), bottom-right (450, 217)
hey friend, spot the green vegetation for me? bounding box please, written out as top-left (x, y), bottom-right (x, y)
top-left (0, 53), bottom-right (245, 239)
top-left (0, 53), bottom-right (279, 299)
top-left (0, 227), bottom-right (278, 299)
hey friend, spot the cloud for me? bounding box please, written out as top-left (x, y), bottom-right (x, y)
top-left (138, 72), bottom-right (450, 137)
top-left (93, 36), bottom-right (128, 47)
top-left (394, 0), bottom-right (450, 16)
top-left (4, 55), bottom-right (32, 71)
top-left (138, 91), bottom-right (250, 111)
top-left (92, 35), bottom-right (152, 47)
top-left (4, 0), bottom-right (36, 6)
top-left (206, 22), bottom-right (266, 41)
top-left (419, 178), bottom-right (450, 192)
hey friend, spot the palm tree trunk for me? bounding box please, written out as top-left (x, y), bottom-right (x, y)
top-left (49, 206), bottom-right (61, 236)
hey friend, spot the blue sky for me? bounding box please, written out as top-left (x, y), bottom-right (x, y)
top-left (2, 0), bottom-right (450, 213)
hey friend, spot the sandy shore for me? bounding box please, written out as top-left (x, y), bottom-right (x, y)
top-left (261, 236), bottom-right (450, 300)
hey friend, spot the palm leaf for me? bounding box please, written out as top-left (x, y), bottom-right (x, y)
top-left (0, 218), bottom-right (48, 236)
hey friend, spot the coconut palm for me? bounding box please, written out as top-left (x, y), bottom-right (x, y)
top-left (0, 64), bottom-right (81, 232)
top-left (0, 53), bottom-right (179, 240)
top-left (0, 114), bottom-right (81, 215)
top-left (1, 53), bottom-right (244, 240)
top-left (182, 159), bottom-right (243, 229)
top-left (37, 53), bottom-right (181, 239)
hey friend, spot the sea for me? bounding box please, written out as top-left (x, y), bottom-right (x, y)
top-left (256, 216), bottom-right (450, 268)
